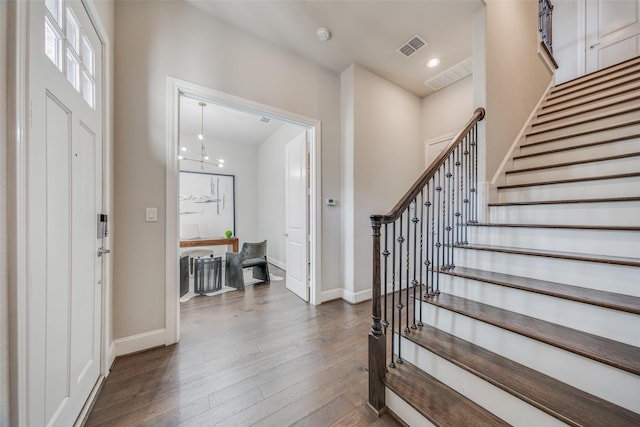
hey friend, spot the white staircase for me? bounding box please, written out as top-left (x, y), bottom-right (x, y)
top-left (384, 57), bottom-right (640, 426)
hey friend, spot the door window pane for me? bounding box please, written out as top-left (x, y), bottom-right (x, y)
top-left (45, 18), bottom-right (63, 70)
top-left (66, 50), bottom-right (80, 90)
top-left (66, 8), bottom-right (80, 53)
top-left (81, 71), bottom-right (95, 109)
top-left (45, 0), bottom-right (62, 24)
top-left (81, 36), bottom-right (95, 76)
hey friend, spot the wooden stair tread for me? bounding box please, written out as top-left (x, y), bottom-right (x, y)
top-left (442, 266), bottom-right (640, 315)
top-left (497, 172), bottom-right (640, 190)
top-left (404, 324), bottom-right (640, 427)
top-left (384, 359), bottom-right (509, 427)
top-left (528, 104), bottom-right (640, 136)
top-left (545, 74), bottom-right (640, 107)
top-left (522, 118), bottom-right (640, 147)
top-left (469, 222), bottom-right (640, 232)
top-left (551, 56), bottom-right (640, 94)
top-left (537, 84), bottom-right (640, 123)
top-left (514, 134), bottom-right (640, 160)
top-left (488, 196), bottom-right (640, 207)
top-left (455, 243), bottom-right (640, 267)
top-left (505, 151), bottom-right (640, 174)
top-left (421, 293), bottom-right (640, 375)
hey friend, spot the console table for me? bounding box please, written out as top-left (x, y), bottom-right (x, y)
top-left (180, 237), bottom-right (239, 253)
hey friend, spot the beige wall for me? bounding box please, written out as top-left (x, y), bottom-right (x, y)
top-left (113, 0), bottom-right (341, 340)
top-left (341, 64), bottom-right (423, 300)
top-left (484, 0), bottom-right (553, 181)
top-left (421, 75), bottom-right (474, 143)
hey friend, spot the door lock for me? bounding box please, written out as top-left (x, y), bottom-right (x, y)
top-left (97, 247), bottom-right (111, 257)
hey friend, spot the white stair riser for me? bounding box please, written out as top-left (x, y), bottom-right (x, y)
top-left (438, 274), bottom-right (640, 346)
top-left (528, 111), bottom-right (640, 145)
top-left (488, 200), bottom-right (640, 226)
top-left (396, 338), bottom-right (565, 427)
top-left (533, 100), bottom-right (640, 135)
top-left (546, 61), bottom-right (640, 100)
top-left (519, 124), bottom-right (640, 157)
top-left (505, 156), bottom-right (640, 185)
top-left (385, 388), bottom-right (436, 427)
top-left (513, 137), bottom-right (640, 169)
top-left (468, 226), bottom-right (640, 258)
top-left (413, 306), bottom-right (640, 412)
top-left (498, 176), bottom-right (640, 203)
top-left (452, 247), bottom-right (640, 296)
top-left (545, 71), bottom-right (640, 108)
top-left (526, 113), bottom-right (640, 145)
top-left (538, 90), bottom-right (640, 124)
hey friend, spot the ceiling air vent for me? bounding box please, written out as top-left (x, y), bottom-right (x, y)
top-left (397, 35), bottom-right (427, 58)
top-left (424, 57), bottom-right (474, 91)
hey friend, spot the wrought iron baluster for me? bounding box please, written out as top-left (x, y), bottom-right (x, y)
top-left (405, 210), bottom-right (411, 335)
top-left (418, 189), bottom-right (425, 325)
top-left (397, 216), bottom-right (404, 364)
top-left (382, 224), bottom-right (389, 335)
top-left (445, 155), bottom-right (453, 270)
top-left (389, 222), bottom-right (397, 368)
top-left (411, 198), bottom-right (418, 330)
top-left (435, 169), bottom-right (442, 293)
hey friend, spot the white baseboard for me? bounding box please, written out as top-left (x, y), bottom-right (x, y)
top-left (342, 288), bottom-right (372, 304)
top-left (113, 328), bottom-right (167, 356)
top-left (267, 256), bottom-right (286, 271)
top-left (320, 288), bottom-right (343, 303)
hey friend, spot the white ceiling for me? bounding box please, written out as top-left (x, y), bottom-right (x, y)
top-left (180, 0), bottom-right (484, 149)
top-left (180, 96), bottom-right (287, 147)
top-left (185, 0), bottom-right (484, 98)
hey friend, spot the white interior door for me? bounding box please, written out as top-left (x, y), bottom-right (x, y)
top-left (425, 134), bottom-right (453, 168)
top-left (586, 0), bottom-right (640, 72)
top-left (285, 131), bottom-right (309, 301)
top-left (28, 1), bottom-right (103, 425)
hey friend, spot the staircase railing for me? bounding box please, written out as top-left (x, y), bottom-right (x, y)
top-left (368, 107), bottom-right (485, 412)
top-left (539, 0), bottom-right (554, 54)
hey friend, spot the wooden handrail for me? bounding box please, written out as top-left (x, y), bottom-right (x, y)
top-left (372, 107), bottom-right (485, 224)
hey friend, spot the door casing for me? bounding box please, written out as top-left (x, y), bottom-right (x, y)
top-left (165, 77), bottom-right (323, 345)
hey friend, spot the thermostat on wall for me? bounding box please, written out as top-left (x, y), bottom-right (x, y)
top-left (326, 198), bottom-right (337, 207)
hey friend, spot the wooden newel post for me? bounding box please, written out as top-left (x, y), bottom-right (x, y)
top-left (368, 215), bottom-right (386, 415)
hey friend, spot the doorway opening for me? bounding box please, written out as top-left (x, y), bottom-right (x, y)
top-left (165, 78), bottom-right (322, 344)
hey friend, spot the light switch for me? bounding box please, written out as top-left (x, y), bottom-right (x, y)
top-left (146, 207), bottom-right (157, 222)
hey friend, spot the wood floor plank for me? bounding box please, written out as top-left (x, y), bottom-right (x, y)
top-left (85, 267), bottom-right (399, 427)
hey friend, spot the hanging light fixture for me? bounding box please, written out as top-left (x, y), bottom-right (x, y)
top-left (179, 101), bottom-right (225, 169)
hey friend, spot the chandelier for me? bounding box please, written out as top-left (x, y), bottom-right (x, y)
top-left (179, 101), bottom-right (225, 169)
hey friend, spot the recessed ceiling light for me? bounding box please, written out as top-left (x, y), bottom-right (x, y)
top-left (427, 58), bottom-right (441, 68)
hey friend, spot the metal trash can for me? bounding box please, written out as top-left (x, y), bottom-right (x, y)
top-left (193, 256), bottom-right (222, 294)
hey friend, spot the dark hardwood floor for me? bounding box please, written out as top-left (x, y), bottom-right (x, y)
top-left (85, 267), bottom-right (401, 426)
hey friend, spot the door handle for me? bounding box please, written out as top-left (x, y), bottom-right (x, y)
top-left (98, 247), bottom-right (111, 257)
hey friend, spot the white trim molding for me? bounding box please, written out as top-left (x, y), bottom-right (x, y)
top-left (114, 329), bottom-right (167, 357)
top-left (165, 77), bottom-right (323, 346)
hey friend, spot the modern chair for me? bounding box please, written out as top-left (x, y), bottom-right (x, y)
top-left (225, 240), bottom-right (270, 291)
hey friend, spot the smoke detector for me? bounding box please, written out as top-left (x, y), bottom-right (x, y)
top-left (317, 27), bottom-right (332, 42)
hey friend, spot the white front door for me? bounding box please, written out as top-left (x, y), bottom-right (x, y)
top-left (285, 131), bottom-right (309, 301)
top-left (586, 0), bottom-right (640, 72)
top-left (28, 1), bottom-right (103, 425)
